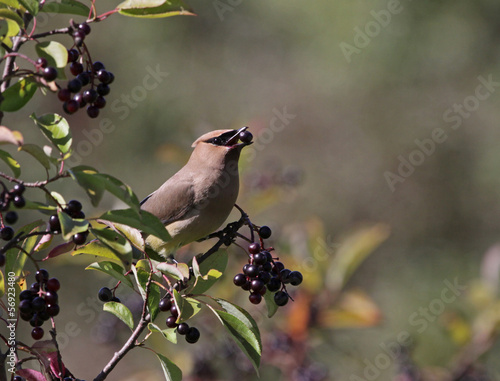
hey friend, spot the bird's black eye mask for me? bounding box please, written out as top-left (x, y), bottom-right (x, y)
top-left (205, 130), bottom-right (239, 146)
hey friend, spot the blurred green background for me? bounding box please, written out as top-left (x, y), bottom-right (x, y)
top-left (4, 0), bottom-right (500, 379)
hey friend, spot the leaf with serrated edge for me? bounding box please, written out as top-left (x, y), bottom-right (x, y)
top-left (103, 301), bottom-right (134, 330)
top-left (156, 352), bottom-right (182, 381)
top-left (148, 323), bottom-right (177, 343)
top-left (86, 261), bottom-right (134, 288)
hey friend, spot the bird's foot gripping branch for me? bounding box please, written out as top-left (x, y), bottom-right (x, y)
top-left (0, 113), bottom-right (302, 381)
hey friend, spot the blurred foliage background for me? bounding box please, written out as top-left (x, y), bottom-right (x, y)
top-left (4, 0), bottom-right (500, 379)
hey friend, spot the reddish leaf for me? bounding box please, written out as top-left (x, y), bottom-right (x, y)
top-left (17, 368), bottom-right (47, 381)
top-left (43, 241), bottom-right (74, 260)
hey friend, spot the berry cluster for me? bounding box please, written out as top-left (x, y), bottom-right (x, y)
top-left (233, 226), bottom-right (303, 307)
top-left (49, 199), bottom-right (89, 245)
top-left (0, 183), bottom-right (25, 266)
top-left (97, 286), bottom-right (121, 303)
top-left (160, 295), bottom-right (200, 344)
top-left (38, 21), bottom-right (114, 118)
top-left (18, 269), bottom-right (61, 340)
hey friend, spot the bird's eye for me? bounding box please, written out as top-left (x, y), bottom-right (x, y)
top-left (212, 137), bottom-right (223, 145)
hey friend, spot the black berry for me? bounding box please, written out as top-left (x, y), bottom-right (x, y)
top-left (67, 49), bottom-right (79, 63)
top-left (93, 61), bottom-right (105, 72)
top-left (19, 299), bottom-right (33, 314)
top-left (177, 322), bottom-right (189, 335)
top-left (170, 305), bottom-right (178, 317)
top-left (63, 100), bottom-right (79, 114)
top-left (249, 293), bottom-right (262, 305)
top-left (31, 297), bottom-right (46, 312)
top-left (49, 215), bottom-right (61, 232)
top-left (0, 226), bottom-right (14, 240)
top-left (94, 96), bottom-right (106, 109)
top-left (248, 242), bottom-right (260, 254)
top-left (159, 298), bottom-right (172, 312)
top-left (250, 279), bottom-right (265, 293)
top-left (267, 277), bottom-right (281, 292)
top-left (97, 83), bottom-right (110, 96)
top-left (42, 67), bottom-right (58, 81)
top-left (289, 271), bottom-right (303, 286)
top-left (259, 226), bottom-right (272, 239)
top-left (253, 252), bottom-right (267, 265)
top-left (46, 303), bottom-right (60, 317)
top-left (274, 291), bottom-right (289, 306)
top-left (244, 264), bottom-right (259, 278)
top-left (12, 184), bottom-right (25, 195)
top-left (233, 273), bottom-right (247, 287)
top-left (97, 70), bottom-right (111, 84)
top-left (5, 211), bottom-right (18, 224)
top-left (13, 195), bottom-right (25, 208)
top-left (87, 105), bottom-right (99, 118)
top-left (36, 269), bottom-right (49, 283)
top-left (0, 253), bottom-right (4, 266)
top-left (185, 327), bottom-right (200, 344)
top-left (31, 326), bottom-right (44, 340)
top-left (58, 88), bottom-right (71, 102)
top-left (46, 278), bottom-right (60, 292)
top-left (111, 296), bottom-right (121, 303)
top-left (70, 62), bottom-right (84, 76)
top-left (66, 199), bottom-right (82, 214)
top-left (83, 89), bottom-right (98, 104)
top-left (98, 287), bottom-right (113, 302)
top-left (239, 130), bottom-right (253, 144)
top-left (44, 290), bottom-right (58, 304)
top-left (77, 72), bottom-right (90, 86)
top-left (36, 57), bottom-right (48, 68)
top-left (67, 78), bottom-right (82, 93)
top-left (78, 22), bottom-right (91, 35)
top-left (280, 269), bottom-right (292, 284)
top-left (273, 261), bottom-right (285, 274)
top-left (166, 316), bottom-right (177, 328)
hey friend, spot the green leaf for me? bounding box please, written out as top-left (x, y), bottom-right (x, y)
top-left (90, 227), bottom-right (133, 267)
top-left (103, 301), bottom-right (134, 330)
top-left (20, 143), bottom-right (52, 169)
top-left (99, 208), bottom-right (171, 242)
top-left (58, 209), bottom-right (88, 240)
top-left (209, 299), bottom-right (261, 373)
top-left (5, 220), bottom-right (45, 277)
top-left (0, 0), bottom-right (22, 10)
top-left (0, 78), bottom-right (38, 112)
top-left (68, 167), bottom-right (140, 209)
top-left (117, 0), bottom-right (195, 18)
top-left (68, 166), bottom-right (105, 206)
top-left (86, 261), bottom-right (134, 288)
top-left (0, 9), bottom-right (24, 27)
top-left (263, 291), bottom-right (279, 318)
top-left (177, 296), bottom-right (202, 322)
top-left (0, 149), bottom-right (20, 177)
top-left (42, 0), bottom-right (90, 17)
top-left (30, 113), bottom-right (72, 154)
top-left (72, 240), bottom-right (126, 267)
top-left (35, 41), bottom-right (67, 69)
top-left (188, 250), bottom-right (227, 294)
top-left (148, 323), bottom-right (177, 343)
top-left (132, 266), bottom-right (160, 321)
top-left (155, 352), bottom-right (182, 381)
top-left (22, 200), bottom-right (57, 213)
top-left (17, 0), bottom-right (38, 15)
top-left (0, 18), bottom-right (19, 46)
top-left (157, 262), bottom-right (189, 281)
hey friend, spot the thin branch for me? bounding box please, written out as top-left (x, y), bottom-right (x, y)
top-left (93, 273), bottom-right (153, 381)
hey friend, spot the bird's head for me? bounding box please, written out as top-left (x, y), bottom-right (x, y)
top-left (189, 127), bottom-right (253, 169)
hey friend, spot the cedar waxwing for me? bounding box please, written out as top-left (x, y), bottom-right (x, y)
top-left (140, 127), bottom-right (252, 257)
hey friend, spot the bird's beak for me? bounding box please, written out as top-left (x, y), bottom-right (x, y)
top-left (225, 126), bottom-right (252, 147)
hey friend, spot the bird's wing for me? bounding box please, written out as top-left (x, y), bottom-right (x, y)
top-left (140, 173), bottom-right (196, 226)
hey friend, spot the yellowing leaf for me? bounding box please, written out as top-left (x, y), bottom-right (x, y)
top-left (319, 290), bottom-right (382, 329)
